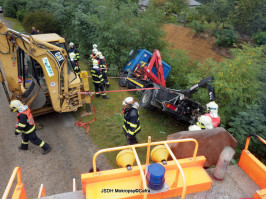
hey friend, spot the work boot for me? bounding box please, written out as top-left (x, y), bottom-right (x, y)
top-left (96, 94), bottom-right (101, 98)
top-left (102, 95), bottom-right (110, 99)
top-left (18, 146), bottom-right (28, 151)
top-left (42, 145), bottom-right (51, 155)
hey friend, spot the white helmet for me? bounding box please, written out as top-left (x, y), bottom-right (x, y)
top-left (132, 102), bottom-right (139, 109)
top-left (93, 59), bottom-right (99, 66)
top-left (197, 115), bottom-right (213, 129)
top-left (122, 97), bottom-right (134, 106)
top-left (189, 125), bottom-right (202, 131)
top-left (10, 100), bottom-right (23, 112)
top-left (93, 44), bottom-right (97, 49)
top-left (96, 52), bottom-right (102, 57)
top-left (69, 42), bottom-right (74, 47)
top-left (206, 101), bottom-right (219, 118)
top-left (92, 49), bottom-right (98, 54)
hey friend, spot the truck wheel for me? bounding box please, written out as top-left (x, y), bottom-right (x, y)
top-left (118, 72), bottom-right (128, 87)
top-left (128, 81), bottom-right (136, 89)
top-left (140, 89), bottom-right (156, 110)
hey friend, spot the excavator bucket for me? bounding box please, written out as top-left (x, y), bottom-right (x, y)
top-left (21, 78), bottom-right (46, 110)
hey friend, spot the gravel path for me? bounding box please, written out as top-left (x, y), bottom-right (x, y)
top-left (0, 80), bottom-right (110, 198)
top-left (0, 14), bottom-right (14, 28)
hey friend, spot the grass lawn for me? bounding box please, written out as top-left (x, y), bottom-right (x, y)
top-left (74, 62), bottom-right (187, 168)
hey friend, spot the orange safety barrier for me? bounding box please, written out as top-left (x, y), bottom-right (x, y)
top-left (238, 134), bottom-right (266, 189)
top-left (2, 167), bottom-right (27, 199)
top-left (81, 137), bottom-right (212, 199)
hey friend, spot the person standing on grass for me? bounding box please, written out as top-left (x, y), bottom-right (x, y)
top-left (122, 97), bottom-right (141, 145)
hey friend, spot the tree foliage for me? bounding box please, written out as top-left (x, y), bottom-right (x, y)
top-left (22, 10), bottom-right (61, 34)
top-left (186, 44), bottom-right (265, 125)
top-left (231, 0), bottom-right (266, 35)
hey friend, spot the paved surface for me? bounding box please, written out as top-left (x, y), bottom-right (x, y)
top-left (0, 14), bottom-right (14, 28)
top-left (0, 83), bottom-right (110, 198)
top-left (186, 165), bottom-right (260, 199)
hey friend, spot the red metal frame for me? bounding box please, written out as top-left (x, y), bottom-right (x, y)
top-left (134, 49), bottom-right (166, 87)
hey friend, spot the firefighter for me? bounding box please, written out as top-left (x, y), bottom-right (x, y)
top-left (90, 49), bottom-right (98, 67)
top-left (10, 100), bottom-right (51, 154)
top-left (204, 101), bottom-right (221, 128)
top-left (122, 97), bottom-right (141, 145)
top-left (68, 42), bottom-right (80, 76)
top-left (196, 115), bottom-right (213, 130)
top-left (90, 59), bottom-right (109, 99)
top-left (97, 52), bottom-right (110, 90)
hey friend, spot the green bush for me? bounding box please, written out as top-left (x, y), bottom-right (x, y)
top-left (215, 27), bottom-right (238, 47)
top-left (16, 9), bottom-right (27, 22)
top-left (22, 10), bottom-right (61, 34)
top-left (228, 105), bottom-right (266, 162)
top-left (252, 31), bottom-right (266, 45)
top-left (191, 20), bottom-right (205, 34)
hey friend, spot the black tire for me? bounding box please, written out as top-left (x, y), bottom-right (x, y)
top-left (118, 72), bottom-right (128, 87)
top-left (140, 89), bottom-right (156, 110)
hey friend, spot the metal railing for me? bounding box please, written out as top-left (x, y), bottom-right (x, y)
top-left (2, 167), bottom-right (23, 199)
top-left (244, 134), bottom-right (266, 151)
top-left (92, 137), bottom-right (199, 199)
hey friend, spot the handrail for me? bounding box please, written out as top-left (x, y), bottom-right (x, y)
top-left (37, 184), bottom-right (46, 198)
top-left (92, 138), bottom-right (198, 174)
top-left (2, 167), bottom-right (22, 199)
top-left (164, 142), bottom-right (186, 199)
top-left (73, 178), bottom-right (77, 192)
top-left (92, 138), bottom-right (198, 198)
top-left (244, 134), bottom-right (266, 151)
top-left (131, 146), bottom-right (147, 199)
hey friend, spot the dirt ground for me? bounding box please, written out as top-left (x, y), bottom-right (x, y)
top-left (0, 84), bottom-right (110, 198)
top-left (163, 24), bottom-right (225, 62)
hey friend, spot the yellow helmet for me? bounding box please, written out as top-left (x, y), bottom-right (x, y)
top-left (9, 100), bottom-right (23, 112)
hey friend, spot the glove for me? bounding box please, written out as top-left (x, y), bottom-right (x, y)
top-left (14, 130), bottom-right (20, 136)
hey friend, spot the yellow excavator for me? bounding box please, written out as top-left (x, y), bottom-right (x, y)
top-left (0, 20), bottom-right (91, 116)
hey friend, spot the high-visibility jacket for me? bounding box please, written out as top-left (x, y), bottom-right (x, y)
top-left (68, 48), bottom-right (79, 61)
top-left (204, 113), bottom-right (221, 128)
top-left (99, 58), bottom-right (107, 71)
top-left (15, 108), bottom-right (36, 134)
top-left (123, 107), bottom-right (141, 136)
top-left (90, 67), bottom-right (104, 84)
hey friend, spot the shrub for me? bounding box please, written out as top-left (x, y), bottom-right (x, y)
top-left (191, 20), bottom-right (205, 34)
top-left (16, 9), bottom-right (27, 22)
top-left (22, 10), bottom-right (61, 34)
top-left (228, 105), bottom-right (266, 162)
top-left (252, 31), bottom-right (266, 45)
top-left (215, 27), bottom-right (238, 47)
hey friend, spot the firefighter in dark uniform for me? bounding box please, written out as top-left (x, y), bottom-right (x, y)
top-left (90, 60), bottom-right (110, 99)
top-left (122, 97), bottom-right (141, 145)
top-left (10, 100), bottom-right (51, 154)
top-left (68, 42), bottom-right (81, 77)
top-left (97, 52), bottom-right (110, 90)
top-left (90, 44), bottom-right (98, 66)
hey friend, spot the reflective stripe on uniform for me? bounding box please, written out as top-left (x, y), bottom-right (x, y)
top-left (39, 141), bottom-right (45, 147)
top-left (124, 119), bottom-right (138, 128)
top-left (16, 129), bottom-right (21, 133)
top-left (22, 124), bottom-right (35, 134)
top-left (18, 123), bottom-right (26, 128)
top-left (93, 80), bottom-right (103, 84)
top-left (21, 140), bottom-right (29, 144)
top-left (92, 74), bottom-right (102, 78)
top-left (123, 125), bottom-right (141, 136)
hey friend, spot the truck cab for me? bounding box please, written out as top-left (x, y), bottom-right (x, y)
top-left (124, 49), bottom-right (171, 80)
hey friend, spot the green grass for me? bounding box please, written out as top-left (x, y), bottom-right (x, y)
top-left (75, 62), bottom-right (187, 168)
top-left (1, 15), bottom-right (25, 33)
